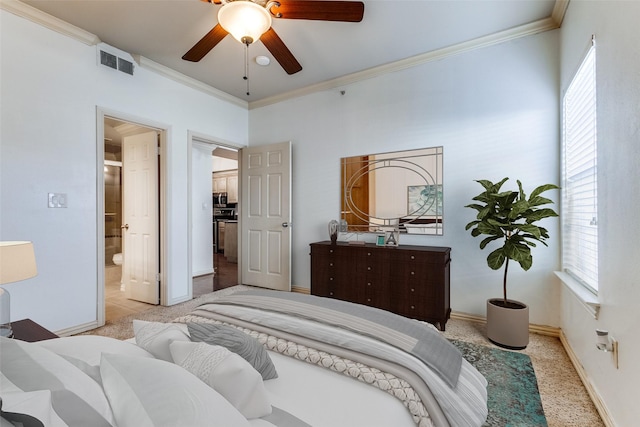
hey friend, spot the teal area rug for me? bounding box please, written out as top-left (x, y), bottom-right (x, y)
top-left (450, 340), bottom-right (547, 427)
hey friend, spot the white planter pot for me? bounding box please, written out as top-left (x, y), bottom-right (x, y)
top-left (486, 298), bottom-right (529, 350)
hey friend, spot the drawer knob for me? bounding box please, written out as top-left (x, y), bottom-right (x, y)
top-left (367, 282), bottom-right (371, 286)
top-left (367, 266), bottom-right (371, 271)
top-left (411, 255), bottom-right (415, 260)
top-left (367, 298), bottom-right (371, 302)
top-left (411, 288), bottom-right (415, 292)
top-left (329, 262), bottom-right (333, 266)
top-left (411, 271), bottom-right (415, 275)
top-left (330, 250), bottom-right (333, 253)
top-left (367, 252), bottom-right (371, 256)
top-left (329, 292), bottom-right (334, 296)
top-left (329, 277), bottom-right (333, 281)
top-left (411, 305), bottom-right (415, 309)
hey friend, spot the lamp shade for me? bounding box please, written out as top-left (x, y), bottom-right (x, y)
top-left (218, 1), bottom-right (272, 44)
top-left (0, 241), bottom-right (37, 285)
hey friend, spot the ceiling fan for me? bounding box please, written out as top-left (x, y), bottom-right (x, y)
top-left (182, 0), bottom-right (365, 75)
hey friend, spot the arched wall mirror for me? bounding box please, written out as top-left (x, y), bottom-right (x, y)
top-left (341, 146), bottom-right (443, 235)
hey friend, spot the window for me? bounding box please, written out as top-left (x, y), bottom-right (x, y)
top-left (561, 41), bottom-right (598, 293)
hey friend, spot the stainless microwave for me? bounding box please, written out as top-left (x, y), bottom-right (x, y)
top-left (213, 192), bottom-right (228, 207)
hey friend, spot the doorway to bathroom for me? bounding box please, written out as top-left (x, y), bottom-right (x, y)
top-left (102, 115), bottom-right (164, 323)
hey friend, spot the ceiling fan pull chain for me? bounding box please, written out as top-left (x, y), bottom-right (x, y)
top-left (243, 41), bottom-right (250, 96)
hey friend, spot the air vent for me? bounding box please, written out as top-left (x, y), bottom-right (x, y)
top-left (97, 43), bottom-right (135, 76)
top-left (100, 50), bottom-right (117, 70)
top-left (118, 58), bottom-right (134, 75)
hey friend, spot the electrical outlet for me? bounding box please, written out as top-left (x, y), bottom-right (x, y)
top-left (48, 193), bottom-right (67, 208)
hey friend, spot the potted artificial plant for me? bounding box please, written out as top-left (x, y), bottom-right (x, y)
top-left (465, 178), bottom-right (559, 349)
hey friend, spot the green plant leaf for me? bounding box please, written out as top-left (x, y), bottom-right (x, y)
top-left (517, 224), bottom-right (542, 239)
top-left (517, 254), bottom-right (533, 270)
top-left (480, 235), bottom-right (501, 249)
top-left (487, 248), bottom-right (506, 270)
top-left (528, 195), bottom-right (554, 207)
top-left (465, 220), bottom-right (480, 230)
top-left (476, 180), bottom-right (492, 189)
top-left (525, 208), bottom-right (559, 222)
top-left (504, 240), bottom-right (531, 264)
top-left (508, 199), bottom-right (530, 219)
top-left (530, 183), bottom-right (559, 199)
top-left (465, 203), bottom-right (485, 212)
top-left (477, 222), bottom-right (503, 236)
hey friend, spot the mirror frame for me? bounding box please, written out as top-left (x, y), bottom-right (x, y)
top-left (341, 146), bottom-right (443, 235)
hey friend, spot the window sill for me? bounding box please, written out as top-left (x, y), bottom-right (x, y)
top-left (555, 271), bottom-right (600, 319)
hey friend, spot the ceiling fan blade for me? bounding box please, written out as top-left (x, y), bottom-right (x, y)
top-left (270, 1), bottom-right (364, 22)
top-left (261, 28), bottom-right (303, 75)
top-left (182, 24), bottom-right (228, 62)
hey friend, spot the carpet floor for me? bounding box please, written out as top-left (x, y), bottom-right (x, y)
top-left (81, 286), bottom-right (604, 426)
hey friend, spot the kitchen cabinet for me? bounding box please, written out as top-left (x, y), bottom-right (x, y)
top-left (212, 171), bottom-right (238, 203)
top-left (310, 241), bottom-right (451, 330)
top-left (227, 174), bottom-right (238, 203)
top-left (224, 221), bottom-right (238, 263)
top-left (213, 176), bottom-right (227, 193)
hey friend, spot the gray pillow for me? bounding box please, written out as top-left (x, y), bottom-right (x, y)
top-left (186, 322), bottom-right (278, 380)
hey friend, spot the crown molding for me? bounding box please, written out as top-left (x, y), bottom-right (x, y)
top-left (552, 0), bottom-right (570, 26)
top-left (134, 56), bottom-right (248, 109)
top-left (249, 16), bottom-right (561, 110)
top-left (4, 0), bottom-right (565, 112)
top-left (0, 0), bottom-right (100, 45)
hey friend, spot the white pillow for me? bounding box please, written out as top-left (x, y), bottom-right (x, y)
top-left (99, 353), bottom-right (251, 427)
top-left (169, 341), bottom-right (272, 419)
top-left (0, 336), bottom-right (115, 426)
top-left (36, 335), bottom-right (155, 366)
top-left (36, 335), bottom-right (156, 383)
top-left (132, 320), bottom-right (190, 361)
top-left (0, 390), bottom-right (67, 427)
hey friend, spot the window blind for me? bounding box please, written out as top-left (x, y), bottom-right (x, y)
top-left (562, 44), bottom-right (598, 293)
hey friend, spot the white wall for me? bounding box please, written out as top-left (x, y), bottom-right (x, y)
top-left (191, 143), bottom-right (215, 277)
top-left (249, 30), bottom-right (561, 326)
top-left (0, 10), bottom-right (247, 332)
top-left (559, 2), bottom-right (640, 425)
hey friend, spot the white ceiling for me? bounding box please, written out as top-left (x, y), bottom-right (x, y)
top-left (16, 0), bottom-right (561, 105)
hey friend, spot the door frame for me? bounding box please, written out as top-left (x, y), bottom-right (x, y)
top-left (187, 131), bottom-right (244, 294)
top-left (96, 107), bottom-right (169, 326)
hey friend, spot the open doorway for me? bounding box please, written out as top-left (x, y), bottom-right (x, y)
top-left (212, 146), bottom-right (239, 291)
top-left (191, 141), bottom-right (239, 296)
top-left (102, 116), bottom-right (163, 322)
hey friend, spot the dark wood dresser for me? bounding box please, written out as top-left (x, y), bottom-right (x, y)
top-left (310, 241), bottom-right (451, 331)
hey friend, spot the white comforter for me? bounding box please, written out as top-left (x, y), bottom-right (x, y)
top-left (188, 303), bottom-right (488, 427)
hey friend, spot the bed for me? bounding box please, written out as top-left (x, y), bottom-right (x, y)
top-left (0, 288), bottom-right (488, 427)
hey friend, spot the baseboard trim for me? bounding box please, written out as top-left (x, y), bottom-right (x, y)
top-left (559, 331), bottom-right (616, 427)
top-left (450, 311), bottom-right (560, 337)
top-left (292, 286), bottom-right (310, 295)
top-left (55, 321), bottom-right (99, 337)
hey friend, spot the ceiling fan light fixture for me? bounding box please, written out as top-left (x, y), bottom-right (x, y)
top-left (218, 1), bottom-right (272, 45)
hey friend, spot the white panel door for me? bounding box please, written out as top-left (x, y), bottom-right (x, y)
top-left (241, 141), bottom-right (291, 291)
top-left (123, 131), bottom-right (159, 304)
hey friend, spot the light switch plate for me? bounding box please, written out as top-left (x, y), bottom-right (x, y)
top-left (48, 193), bottom-right (67, 208)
